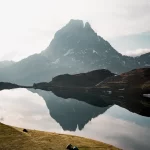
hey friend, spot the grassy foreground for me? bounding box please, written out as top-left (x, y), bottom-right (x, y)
top-left (0, 123), bottom-right (120, 150)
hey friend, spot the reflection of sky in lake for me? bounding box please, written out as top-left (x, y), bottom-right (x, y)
top-left (0, 88), bottom-right (150, 150)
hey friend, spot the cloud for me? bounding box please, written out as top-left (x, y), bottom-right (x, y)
top-left (63, 115), bottom-right (150, 150)
top-left (122, 49), bottom-right (150, 57)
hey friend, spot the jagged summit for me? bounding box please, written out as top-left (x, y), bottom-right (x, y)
top-left (67, 19), bottom-right (92, 29)
top-left (53, 19), bottom-right (96, 39)
top-left (68, 19), bottom-right (84, 28)
top-left (44, 19), bottom-right (106, 57)
top-left (84, 22), bottom-right (92, 28)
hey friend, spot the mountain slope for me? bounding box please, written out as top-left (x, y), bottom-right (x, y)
top-left (42, 19), bottom-right (129, 73)
top-left (0, 61), bottom-right (14, 69)
top-left (0, 19), bottom-right (149, 85)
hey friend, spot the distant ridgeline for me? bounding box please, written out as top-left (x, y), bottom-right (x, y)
top-left (0, 19), bottom-right (149, 85)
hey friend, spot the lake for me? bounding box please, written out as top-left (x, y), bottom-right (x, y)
top-left (0, 88), bottom-right (150, 150)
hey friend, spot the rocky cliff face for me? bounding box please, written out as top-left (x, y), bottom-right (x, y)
top-left (0, 19), bottom-right (149, 85)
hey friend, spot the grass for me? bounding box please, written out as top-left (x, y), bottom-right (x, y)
top-left (0, 123), bottom-right (120, 150)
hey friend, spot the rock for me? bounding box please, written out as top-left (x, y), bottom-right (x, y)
top-left (23, 129), bottom-right (28, 133)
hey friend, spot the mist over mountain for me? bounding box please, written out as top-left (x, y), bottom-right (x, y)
top-left (0, 19), bottom-right (149, 85)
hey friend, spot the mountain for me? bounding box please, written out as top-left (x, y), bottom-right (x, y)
top-left (136, 53), bottom-right (150, 67)
top-left (0, 19), bottom-right (149, 85)
top-left (0, 61), bottom-right (14, 69)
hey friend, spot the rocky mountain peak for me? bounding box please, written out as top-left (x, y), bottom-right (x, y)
top-left (67, 19), bottom-right (84, 28)
top-left (84, 22), bottom-right (91, 28)
top-left (44, 19), bottom-right (101, 56)
top-left (67, 19), bottom-right (92, 29)
top-left (42, 19), bottom-right (125, 73)
top-left (54, 19), bottom-right (95, 37)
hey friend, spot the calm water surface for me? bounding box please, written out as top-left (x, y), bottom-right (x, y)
top-left (0, 88), bottom-right (150, 150)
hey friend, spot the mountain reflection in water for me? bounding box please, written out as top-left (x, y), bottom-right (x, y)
top-left (49, 89), bottom-right (150, 117)
top-left (30, 89), bottom-right (111, 131)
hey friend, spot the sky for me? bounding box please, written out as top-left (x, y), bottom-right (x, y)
top-left (0, 0), bottom-right (150, 61)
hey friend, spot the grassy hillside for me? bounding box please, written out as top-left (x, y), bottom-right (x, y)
top-left (0, 123), bottom-right (120, 150)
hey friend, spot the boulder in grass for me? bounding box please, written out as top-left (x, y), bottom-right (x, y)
top-left (23, 129), bottom-right (28, 133)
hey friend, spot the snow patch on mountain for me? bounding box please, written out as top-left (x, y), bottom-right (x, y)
top-left (98, 37), bottom-right (101, 42)
top-left (93, 50), bottom-right (98, 54)
top-left (64, 49), bottom-right (74, 56)
top-left (81, 50), bottom-right (86, 54)
top-left (123, 61), bottom-right (126, 65)
top-left (52, 58), bottom-right (60, 64)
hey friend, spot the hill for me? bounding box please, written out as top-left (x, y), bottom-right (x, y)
top-left (96, 68), bottom-right (150, 94)
top-left (0, 123), bottom-right (119, 150)
top-left (49, 69), bottom-right (115, 87)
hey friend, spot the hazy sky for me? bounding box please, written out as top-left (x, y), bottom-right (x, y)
top-left (0, 0), bottom-right (150, 61)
